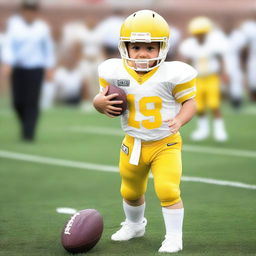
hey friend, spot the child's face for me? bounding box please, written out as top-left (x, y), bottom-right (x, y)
top-left (127, 42), bottom-right (160, 71)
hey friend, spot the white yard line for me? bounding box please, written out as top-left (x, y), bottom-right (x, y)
top-left (70, 126), bottom-right (256, 159)
top-left (0, 150), bottom-right (255, 190)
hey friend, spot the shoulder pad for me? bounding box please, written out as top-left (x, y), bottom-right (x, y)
top-left (164, 61), bottom-right (197, 84)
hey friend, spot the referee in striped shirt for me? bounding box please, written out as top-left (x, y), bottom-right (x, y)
top-left (1, 0), bottom-right (55, 141)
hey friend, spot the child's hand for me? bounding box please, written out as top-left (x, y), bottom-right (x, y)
top-left (164, 118), bottom-right (182, 134)
top-left (93, 86), bottom-right (123, 117)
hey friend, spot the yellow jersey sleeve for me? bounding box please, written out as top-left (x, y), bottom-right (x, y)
top-left (172, 78), bottom-right (196, 103)
top-left (98, 77), bottom-right (109, 88)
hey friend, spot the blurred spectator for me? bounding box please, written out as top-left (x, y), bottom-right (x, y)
top-left (41, 41), bottom-right (92, 110)
top-left (241, 19), bottom-right (256, 101)
top-left (1, 0), bottom-right (55, 141)
top-left (94, 9), bottom-right (124, 59)
top-left (41, 18), bottom-right (98, 111)
top-left (179, 16), bottom-right (228, 142)
top-left (82, 34), bottom-right (104, 105)
top-left (166, 25), bottom-right (181, 61)
top-left (0, 30), bottom-right (4, 60)
top-left (223, 20), bottom-right (247, 109)
top-left (60, 20), bottom-right (90, 50)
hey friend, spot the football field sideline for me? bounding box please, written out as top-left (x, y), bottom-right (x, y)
top-left (70, 126), bottom-right (256, 159)
top-left (0, 149), bottom-right (255, 190)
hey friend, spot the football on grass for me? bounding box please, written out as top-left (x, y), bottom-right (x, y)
top-left (106, 84), bottom-right (127, 115)
top-left (61, 209), bottom-right (103, 254)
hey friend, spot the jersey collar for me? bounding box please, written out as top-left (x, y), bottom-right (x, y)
top-left (123, 61), bottom-right (159, 85)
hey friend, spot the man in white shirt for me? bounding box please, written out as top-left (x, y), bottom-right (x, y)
top-left (1, 0), bottom-right (55, 141)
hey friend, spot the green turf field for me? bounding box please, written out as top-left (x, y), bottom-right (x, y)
top-left (0, 101), bottom-right (256, 256)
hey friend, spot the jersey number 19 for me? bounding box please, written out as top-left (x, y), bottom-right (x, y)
top-left (127, 94), bottom-right (162, 129)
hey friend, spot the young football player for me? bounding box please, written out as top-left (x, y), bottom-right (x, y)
top-left (179, 17), bottom-right (228, 141)
top-left (93, 10), bottom-right (197, 253)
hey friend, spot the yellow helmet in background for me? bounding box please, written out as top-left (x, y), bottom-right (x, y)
top-left (188, 16), bottom-right (213, 35)
top-left (119, 10), bottom-right (170, 71)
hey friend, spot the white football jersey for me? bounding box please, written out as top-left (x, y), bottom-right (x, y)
top-left (98, 59), bottom-right (197, 141)
top-left (179, 30), bottom-right (227, 76)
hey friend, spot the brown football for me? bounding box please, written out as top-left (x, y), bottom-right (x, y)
top-left (61, 209), bottom-right (103, 253)
top-left (106, 84), bottom-right (127, 115)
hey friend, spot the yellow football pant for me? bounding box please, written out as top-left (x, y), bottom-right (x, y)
top-left (196, 74), bottom-right (220, 113)
top-left (119, 133), bottom-right (182, 207)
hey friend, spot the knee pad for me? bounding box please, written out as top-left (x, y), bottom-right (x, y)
top-left (120, 184), bottom-right (144, 202)
top-left (155, 182), bottom-right (181, 207)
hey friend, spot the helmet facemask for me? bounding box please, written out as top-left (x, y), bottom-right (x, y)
top-left (119, 32), bottom-right (169, 72)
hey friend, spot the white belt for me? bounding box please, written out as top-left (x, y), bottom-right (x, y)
top-left (129, 137), bottom-right (141, 166)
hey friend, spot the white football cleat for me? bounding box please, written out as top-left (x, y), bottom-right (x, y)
top-left (191, 117), bottom-right (209, 141)
top-left (213, 119), bottom-right (228, 142)
top-left (158, 235), bottom-right (183, 253)
top-left (111, 218), bottom-right (147, 241)
top-left (214, 128), bottom-right (228, 142)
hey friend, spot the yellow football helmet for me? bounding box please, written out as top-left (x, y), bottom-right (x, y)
top-left (119, 10), bottom-right (170, 72)
top-left (188, 16), bottom-right (213, 35)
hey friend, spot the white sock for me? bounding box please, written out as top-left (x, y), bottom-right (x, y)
top-left (198, 116), bottom-right (209, 131)
top-left (162, 208), bottom-right (184, 237)
top-left (213, 118), bottom-right (225, 130)
top-left (123, 200), bottom-right (145, 224)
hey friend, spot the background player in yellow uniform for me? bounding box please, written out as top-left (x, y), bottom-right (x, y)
top-left (180, 17), bottom-right (228, 142)
top-left (93, 10), bottom-right (197, 253)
